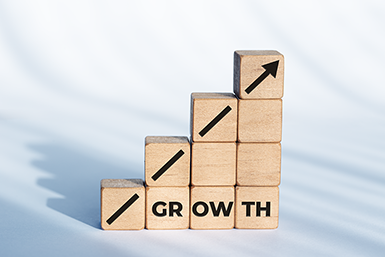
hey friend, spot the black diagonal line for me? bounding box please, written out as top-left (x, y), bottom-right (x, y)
top-left (107, 193), bottom-right (139, 225)
top-left (151, 150), bottom-right (185, 181)
top-left (199, 105), bottom-right (232, 137)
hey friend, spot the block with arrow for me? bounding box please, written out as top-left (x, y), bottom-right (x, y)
top-left (234, 50), bottom-right (284, 99)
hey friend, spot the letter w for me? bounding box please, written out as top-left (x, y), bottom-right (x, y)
top-left (209, 201), bottom-right (234, 217)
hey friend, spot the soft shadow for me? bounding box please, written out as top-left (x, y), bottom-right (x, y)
top-left (30, 143), bottom-right (142, 229)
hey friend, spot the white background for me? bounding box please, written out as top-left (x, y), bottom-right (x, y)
top-left (0, 1), bottom-right (384, 256)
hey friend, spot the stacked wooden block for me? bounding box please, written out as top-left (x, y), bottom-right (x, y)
top-left (101, 50), bottom-right (284, 230)
top-left (233, 50), bottom-right (283, 229)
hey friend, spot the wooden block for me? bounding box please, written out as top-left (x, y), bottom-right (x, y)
top-left (235, 186), bottom-right (279, 229)
top-left (101, 179), bottom-right (145, 230)
top-left (146, 186), bottom-right (190, 230)
top-left (234, 50), bottom-right (284, 99)
top-left (237, 143), bottom-right (281, 186)
top-left (190, 186), bottom-right (234, 229)
top-left (238, 99), bottom-right (282, 142)
top-left (191, 142), bottom-right (236, 186)
top-left (190, 93), bottom-right (238, 142)
top-left (145, 136), bottom-right (190, 187)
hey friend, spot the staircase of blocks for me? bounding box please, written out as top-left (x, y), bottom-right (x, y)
top-left (100, 50), bottom-right (284, 230)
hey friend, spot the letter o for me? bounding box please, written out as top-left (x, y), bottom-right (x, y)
top-left (192, 201), bottom-right (209, 217)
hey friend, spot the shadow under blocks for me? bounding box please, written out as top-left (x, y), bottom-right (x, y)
top-left (30, 143), bottom-right (138, 229)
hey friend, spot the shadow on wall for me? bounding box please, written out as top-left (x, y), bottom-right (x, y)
top-left (29, 143), bottom-right (142, 229)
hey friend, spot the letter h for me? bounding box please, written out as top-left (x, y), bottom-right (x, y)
top-left (256, 202), bottom-right (271, 217)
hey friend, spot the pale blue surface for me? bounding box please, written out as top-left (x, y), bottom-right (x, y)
top-left (1, 1), bottom-right (385, 256)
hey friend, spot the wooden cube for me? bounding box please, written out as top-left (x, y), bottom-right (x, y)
top-left (238, 99), bottom-right (282, 142)
top-left (237, 143), bottom-right (281, 186)
top-left (190, 93), bottom-right (238, 142)
top-left (235, 186), bottom-right (279, 229)
top-left (146, 187), bottom-right (190, 230)
top-left (234, 50), bottom-right (284, 99)
top-left (145, 136), bottom-right (190, 187)
top-left (101, 179), bottom-right (145, 230)
top-left (190, 186), bottom-right (235, 229)
top-left (191, 142), bottom-right (236, 186)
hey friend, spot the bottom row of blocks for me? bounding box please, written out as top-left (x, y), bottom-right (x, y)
top-left (101, 179), bottom-right (279, 230)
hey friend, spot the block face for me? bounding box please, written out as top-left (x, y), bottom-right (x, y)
top-left (146, 187), bottom-right (190, 230)
top-left (237, 143), bottom-right (281, 186)
top-left (190, 93), bottom-right (238, 142)
top-left (238, 99), bottom-right (282, 142)
top-left (101, 179), bottom-right (145, 230)
top-left (235, 187), bottom-right (279, 229)
top-left (234, 50), bottom-right (284, 99)
top-left (190, 186), bottom-right (235, 229)
top-left (145, 136), bottom-right (190, 187)
top-left (191, 142), bottom-right (236, 186)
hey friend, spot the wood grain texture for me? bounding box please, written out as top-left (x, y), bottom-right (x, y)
top-left (190, 93), bottom-right (238, 142)
top-left (235, 186), bottom-right (279, 229)
top-left (238, 99), bottom-right (282, 142)
top-left (145, 136), bottom-right (190, 187)
top-left (101, 179), bottom-right (145, 230)
top-left (190, 186), bottom-right (235, 229)
top-left (234, 50), bottom-right (284, 99)
top-left (146, 186), bottom-right (190, 230)
top-left (237, 143), bottom-right (281, 186)
top-left (191, 142), bottom-right (236, 186)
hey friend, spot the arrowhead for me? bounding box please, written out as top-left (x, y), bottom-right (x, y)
top-left (262, 60), bottom-right (279, 78)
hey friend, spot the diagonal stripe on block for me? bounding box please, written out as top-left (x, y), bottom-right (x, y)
top-left (151, 150), bottom-right (185, 181)
top-left (106, 193), bottom-right (140, 225)
top-left (199, 105), bottom-right (232, 137)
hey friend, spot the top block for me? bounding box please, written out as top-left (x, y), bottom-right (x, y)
top-left (190, 93), bottom-right (238, 142)
top-left (234, 50), bottom-right (284, 99)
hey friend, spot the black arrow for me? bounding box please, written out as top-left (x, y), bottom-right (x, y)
top-left (245, 60), bottom-right (279, 94)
